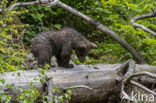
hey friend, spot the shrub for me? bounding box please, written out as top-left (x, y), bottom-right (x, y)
top-left (0, 0), bottom-right (28, 72)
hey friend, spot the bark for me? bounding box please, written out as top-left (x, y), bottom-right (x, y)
top-left (0, 0), bottom-right (145, 64)
top-left (0, 63), bottom-right (155, 103)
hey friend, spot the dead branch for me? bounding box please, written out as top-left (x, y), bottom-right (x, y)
top-left (116, 59), bottom-right (135, 81)
top-left (56, 1), bottom-right (145, 64)
top-left (125, 71), bottom-right (156, 83)
top-left (117, 59), bottom-right (132, 75)
top-left (0, 0), bottom-right (146, 64)
top-left (123, 59), bottom-right (135, 78)
top-left (47, 77), bottom-right (53, 103)
top-left (10, 0), bottom-right (58, 11)
top-left (130, 80), bottom-right (156, 96)
top-left (64, 85), bottom-right (93, 90)
top-left (120, 61), bottom-right (156, 102)
top-left (120, 60), bottom-right (136, 102)
top-left (131, 9), bottom-right (156, 37)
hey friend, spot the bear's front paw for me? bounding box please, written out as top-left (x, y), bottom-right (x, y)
top-left (65, 64), bottom-right (73, 68)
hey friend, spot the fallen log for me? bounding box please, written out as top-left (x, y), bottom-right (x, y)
top-left (0, 63), bottom-right (156, 103)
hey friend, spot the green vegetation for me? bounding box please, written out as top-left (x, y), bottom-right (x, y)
top-left (0, 0), bottom-right (156, 71)
top-left (0, 65), bottom-right (72, 103)
top-left (0, 0), bottom-right (28, 72)
top-left (19, 0), bottom-right (156, 65)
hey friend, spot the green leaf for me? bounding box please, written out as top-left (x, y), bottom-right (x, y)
top-left (53, 24), bottom-right (62, 30)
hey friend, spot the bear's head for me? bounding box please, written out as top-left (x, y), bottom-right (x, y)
top-left (75, 42), bottom-right (97, 63)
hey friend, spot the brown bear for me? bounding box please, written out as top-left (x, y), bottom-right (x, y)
top-left (31, 27), bottom-right (97, 68)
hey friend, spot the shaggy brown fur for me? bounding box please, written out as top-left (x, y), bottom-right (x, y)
top-left (31, 27), bottom-right (97, 68)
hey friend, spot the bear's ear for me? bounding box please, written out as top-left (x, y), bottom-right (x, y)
top-left (77, 42), bottom-right (87, 49)
top-left (89, 42), bottom-right (97, 48)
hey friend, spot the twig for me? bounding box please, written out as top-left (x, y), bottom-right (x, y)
top-left (0, 0), bottom-right (59, 11)
top-left (64, 85), bottom-right (93, 90)
top-left (120, 82), bottom-right (130, 101)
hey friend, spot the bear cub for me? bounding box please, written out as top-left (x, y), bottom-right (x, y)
top-left (31, 27), bottom-right (97, 68)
